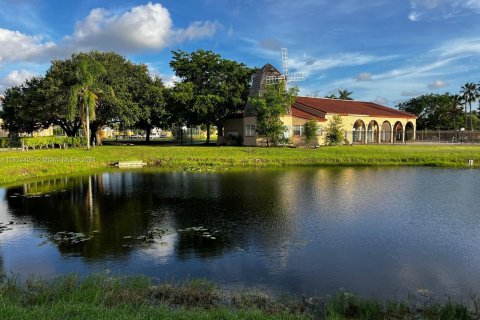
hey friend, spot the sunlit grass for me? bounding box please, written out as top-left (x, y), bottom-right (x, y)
top-left (0, 144), bottom-right (479, 185)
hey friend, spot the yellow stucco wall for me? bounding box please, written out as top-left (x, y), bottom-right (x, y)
top-left (223, 111), bottom-right (416, 146)
top-left (32, 127), bottom-right (54, 137)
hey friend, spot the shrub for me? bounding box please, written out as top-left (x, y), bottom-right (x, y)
top-left (20, 137), bottom-right (86, 150)
top-left (324, 115), bottom-right (344, 146)
top-left (0, 138), bottom-right (21, 148)
top-left (304, 119), bottom-right (320, 147)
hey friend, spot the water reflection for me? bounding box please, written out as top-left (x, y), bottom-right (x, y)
top-left (1, 168), bottom-right (480, 298)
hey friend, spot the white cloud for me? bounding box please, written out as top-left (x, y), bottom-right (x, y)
top-left (2, 70), bottom-right (36, 87)
top-left (401, 90), bottom-right (423, 97)
top-left (409, 0), bottom-right (480, 21)
top-left (355, 72), bottom-right (373, 81)
top-left (290, 53), bottom-right (396, 74)
top-left (0, 29), bottom-right (56, 63)
top-left (0, 2), bottom-right (220, 63)
top-left (0, 70), bottom-right (37, 93)
top-left (433, 37), bottom-right (480, 58)
top-left (428, 80), bottom-right (449, 89)
top-left (372, 97), bottom-right (389, 105)
top-left (69, 2), bottom-right (220, 52)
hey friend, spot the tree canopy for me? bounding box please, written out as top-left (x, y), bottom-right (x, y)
top-left (170, 49), bottom-right (254, 143)
top-left (396, 93), bottom-right (468, 130)
top-left (249, 83), bottom-right (298, 147)
top-left (1, 77), bottom-right (48, 135)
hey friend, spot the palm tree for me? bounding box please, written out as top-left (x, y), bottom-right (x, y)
top-left (338, 89), bottom-right (353, 100)
top-left (325, 89), bottom-right (354, 100)
top-left (449, 94), bottom-right (463, 130)
top-left (69, 56), bottom-right (106, 150)
top-left (460, 82), bottom-right (479, 131)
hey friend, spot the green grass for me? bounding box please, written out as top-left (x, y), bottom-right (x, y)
top-left (0, 274), bottom-right (478, 319)
top-left (0, 144), bottom-right (479, 186)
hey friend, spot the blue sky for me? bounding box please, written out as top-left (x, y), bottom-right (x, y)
top-left (1, 0), bottom-right (480, 106)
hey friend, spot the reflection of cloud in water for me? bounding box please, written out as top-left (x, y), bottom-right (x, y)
top-left (0, 188), bottom-right (13, 221)
top-left (139, 233), bottom-right (177, 263)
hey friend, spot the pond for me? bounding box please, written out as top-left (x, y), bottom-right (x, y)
top-left (0, 168), bottom-right (479, 298)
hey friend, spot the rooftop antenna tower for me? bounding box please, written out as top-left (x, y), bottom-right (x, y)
top-left (266, 48), bottom-right (305, 90)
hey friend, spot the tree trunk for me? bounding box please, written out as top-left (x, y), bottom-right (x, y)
top-left (470, 102), bottom-right (473, 131)
top-left (217, 123), bottom-right (224, 137)
top-left (95, 131), bottom-right (102, 146)
top-left (465, 104), bottom-right (468, 130)
top-left (146, 127), bottom-right (151, 143)
top-left (86, 105), bottom-right (91, 150)
top-left (90, 121), bottom-right (103, 146)
top-left (206, 124), bottom-right (211, 144)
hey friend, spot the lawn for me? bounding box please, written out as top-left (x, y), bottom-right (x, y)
top-left (0, 144), bottom-right (479, 186)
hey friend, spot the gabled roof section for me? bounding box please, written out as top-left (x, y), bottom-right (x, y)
top-left (291, 107), bottom-right (326, 122)
top-left (295, 97), bottom-right (416, 118)
top-left (249, 63), bottom-right (283, 97)
top-left (244, 64), bottom-right (284, 117)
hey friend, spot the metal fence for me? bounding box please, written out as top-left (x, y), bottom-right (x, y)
top-left (343, 130), bottom-right (480, 145)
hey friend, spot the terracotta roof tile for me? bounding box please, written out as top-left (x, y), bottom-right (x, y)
top-left (291, 107), bottom-right (326, 121)
top-left (295, 97), bottom-right (416, 118)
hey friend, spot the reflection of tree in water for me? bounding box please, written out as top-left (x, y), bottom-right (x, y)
top-left (4, 170), bottom-right (308, 262)
top-left (5, 174), bottom-right (156, 260)
top-left (0, 253), bottom-right (4, 275)
top-left (164, 170), bottom-right (301, 261)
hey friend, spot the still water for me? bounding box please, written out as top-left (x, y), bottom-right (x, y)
top-left (0, 168), bottom-right (479, 298)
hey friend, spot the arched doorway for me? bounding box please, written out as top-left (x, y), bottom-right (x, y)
top-left (367, 120), bottom-right (379, 143)
top-left (405, 122), bottom-right (415, 141)
top-left (353, 120), bottom-right (366, 143)
top-left (393, 122), bottom-right (404, 142)
top-left (380, 121), bottom-right (391, 143)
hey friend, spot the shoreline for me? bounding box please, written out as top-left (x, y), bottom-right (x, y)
top-left (0, 145), bottom-right (479, 187)
top-left (0, 273), bottom-right (476, 320)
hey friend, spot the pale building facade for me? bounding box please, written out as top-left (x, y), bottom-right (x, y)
top-left (220, 64), bottom-right (416, 146)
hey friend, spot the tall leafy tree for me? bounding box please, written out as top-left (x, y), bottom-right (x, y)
top-left (397, 93), bottom-right (460, 130)
top-left (43, 51), bottom-right (149, 144)
top-left (43, 58), bottom-right (84, 137)
top-left (170, 49), bottom-right (254, 144)
top-left (0, 77), bottom-right (49, 135)
top-left (249, 83), bottom-right (298, 147)
top-left (134, 77), bottom-right (167, 142)
top-left (449, 94), bottom-right (463, 131)
top-left (460, 82), bottom-right (479, 131)
top-left (69, 55), bottom-right (107, 149)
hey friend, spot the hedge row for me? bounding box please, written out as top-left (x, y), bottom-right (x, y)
top-left (0, 138), bottom-right (18, 148)
top-left (21, 137), bottom-right (86, 150)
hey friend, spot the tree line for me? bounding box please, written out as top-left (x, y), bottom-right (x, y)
top-left (0, 50), bottom-right (255, 146)
top-left (396, 83), bottom-right (480, 131)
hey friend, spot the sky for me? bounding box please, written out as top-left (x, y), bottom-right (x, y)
top-left (1, 0), bottom-right (480, 107)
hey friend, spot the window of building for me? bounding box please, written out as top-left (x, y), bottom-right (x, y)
top-left (317, 125), bottom-right (324, 136)
top-left (283, 126), bottom-right (291, 139)
top-left (245, 125), bottom-right (256, 137)
top-left (293, 125), bottom-right (304, 136)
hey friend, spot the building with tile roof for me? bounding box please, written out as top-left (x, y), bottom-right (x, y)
top-left (220, 64), bottom-right (417, 146)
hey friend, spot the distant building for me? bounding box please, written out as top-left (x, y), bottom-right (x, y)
top-left (220, 64), bottom-right (416, 146)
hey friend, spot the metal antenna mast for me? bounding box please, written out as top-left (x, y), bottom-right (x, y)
top-left (266, 48), bottom-right (305, 89)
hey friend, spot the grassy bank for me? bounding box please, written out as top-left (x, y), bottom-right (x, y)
top-left (0, 144), bottom-right (479, 186)
top-left (0, 274), bottom-right (476, 320)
